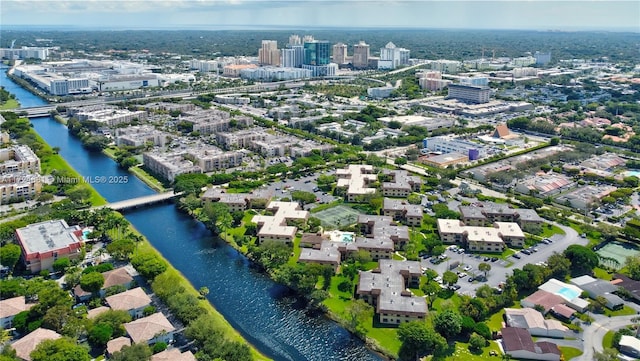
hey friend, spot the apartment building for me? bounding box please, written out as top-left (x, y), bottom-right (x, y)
top-left (436, 219), bottom-right (524, 253)
top-left (15, 220), bottom-right (84, 273)
top-left (358, 215), bottom-right (410, 253)
top-left (458, 202), bottom-right (544, 232)
top-left (201, 188), bottom-right (272, 212)
top-left (142, 152), bottom-right (201, 182)
top-left (336, 165), bottom-right (377, 202)
top-left (0, 145), bottom-right (40, 174)
top-left (357, 259), bottom-right (427, 325)
top-left (73, 108), bottom-right (148, 126)
top-left (381, 170), bottom-right (422, 197)
top-left (253, 201), bottom-right (309, 245)
top-left (115, 125), bottom-right (171, 147)
top-left (382, 198), bottom-right (423, 227)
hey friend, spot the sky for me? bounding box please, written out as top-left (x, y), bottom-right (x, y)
top-left (2, 0), bottom-right (639, 31)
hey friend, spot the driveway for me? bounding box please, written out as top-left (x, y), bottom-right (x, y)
top-left (580, 313), bottom-right (639, 361)
top-left (506, 223), bottom-right (584, 268)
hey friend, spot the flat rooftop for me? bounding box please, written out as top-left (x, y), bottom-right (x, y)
top-left (16, 219), bottom-right (81, 255)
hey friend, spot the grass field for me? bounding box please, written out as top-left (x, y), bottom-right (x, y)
top-left (603, 330), bottom-right (614, 348)
top-left (34, 131), bottom-right (107, 206)
top-left (560, 346), bottom-right (584, 360)
top-left (0, 99), bottom-right (19, 110)
top-left (314, 205), bottom-right (362, 228)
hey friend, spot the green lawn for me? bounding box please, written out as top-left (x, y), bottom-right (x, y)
top-left (593, 267), bottom-right (613, 281)
top-left (487, 309), bottom-right (506, 332)
top-left (540, 224), bottom-right (566, 238)
top-left (560, 346), bottom-right (583, 360)
top-left (431, 293), bottom-right (462, 312)
top-left (0, 98), bottom-right (19, 109)
top-left (603, 330), bottom-right (615, 348)
top-left (34, 131), bottom-right (107, 206)
top-left (604, 305), bottom-right (637, 317)
top-left (129, 166), bottom-right (167, 192)
top-left (427, 340), bottom-right (501, 361)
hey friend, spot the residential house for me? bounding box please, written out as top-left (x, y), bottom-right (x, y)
top-left (151, 348), bottom-right (197, 361)
top-left (12, 328), bottom-right (61, 361)
top-left (619, 335), bottom-right (640, 359)
top-left (504, 308), bottom-right (568, 338)
top-left (0, 296), bottom-right (35, 329)
top-left (500, 327), bottom-right (561, 361)
top-left (74, 267), bottom-right (134, 301)
top-left (123, 312), bottom-right (175, 345)
top-left (106, 336), bottom-right (131, 356)
top-left (105, 287), bottom-right (152, 319)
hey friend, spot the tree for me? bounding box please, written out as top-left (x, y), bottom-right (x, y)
top-left (173, 173), bottom-right (209, 195)
top-left (30, 337), bottom-right (91, 361)
top-left (442, 270), bottom-right (458, 287)
top-left (198, 286), bottom-right (209, 299)
top-left (106, 238), bottom-right (135, 260)
top-left (547, 252), bottom-right (571, 280)
top-left (421, 281), bottom-right (441, 308)
top-left (291, 190), bottom-right (317, 205)
top-left (564, 244), bottom-right (599, 276)
top-left (93, 310), bottom-right (131, 338)
top-left (131, 253), bottom-right (167, 280)
top-left (398, 321), bottom-right (447, 360)
top-left (52, 258), bottom-right (71, 273)
top-left (594, 348), bottom-right (620, 361)
top-left (0, 244), bottom-right (21, 272)
top-left (152, 342), bottom-right (167, 354)
top-left (625, 255), bottom-right (640, 280)
top-left (88, 323), bottom-right (113, 347)
top-left (433, 309), bottom-right (462, 339)
top-left (345, 299), bottom-right (373, 337)
top-left (250, 241), bottom-right (291, 270)
top-left (478, 262), bottom-right (491, 279)
top-left (110, 344), bottom-right (152, 361)
top-left (469, 332), bottom-right (487, 351)
top-left (80, 272), bottom-right (104, 294)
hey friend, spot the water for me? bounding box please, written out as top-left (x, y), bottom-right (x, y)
top-left (0, 66), bottom-right (48, 108)
top-left (2, 68), bottom-right (384, 361)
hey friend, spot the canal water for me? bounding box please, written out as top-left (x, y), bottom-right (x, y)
top-left (1, 66), bottom-right (383, 361)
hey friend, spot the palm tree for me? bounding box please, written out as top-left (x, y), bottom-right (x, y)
top-left (479, 262), bottom-right (492, 279)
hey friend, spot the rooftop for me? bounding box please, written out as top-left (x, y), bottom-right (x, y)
top-left (0, 296), bottom-right (35, 320)
top-left (106, 336), bottom-right (131, 355)
top-left (253, 201), bottom-right (309, 239)
top-left (106, 287), bottom-right (152, 312)
top-left (124, 312), bottom-right (175, 344)
top-left (16, 219), bottom-right (82, 256)
top-left (12, 328), bottom-right (61, 361)
top-left (151, 349), bottom-right (197, 361)
top-left (336, 164), bottom-right (377, 197)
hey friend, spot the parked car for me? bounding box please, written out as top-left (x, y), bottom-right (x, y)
top-left (468, 277), bottom-right (475, 282)
top-left (513, 253), bottom-right (521, 259)
top-left (522, 249), bottom-right (532, 255)
top-left (463, 265), bottom-right (472, 271)
top-left (490, 257), bottom-right (498, 262)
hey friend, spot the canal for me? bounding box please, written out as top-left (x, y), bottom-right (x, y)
top-left (1, 67), bottom-right (384, 361)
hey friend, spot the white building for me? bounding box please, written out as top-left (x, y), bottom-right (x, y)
top-left (301, 63), bottom-right (338, 77)
top-left (378, 42), bottom-right (410, 70)
top-left (0, 47), bottom-right (49, 60)
top-left (281, 45), bottom-right (305, 68)
top-left (240, 66), bottom-right (312, 81)
top-left (447, 83), bottom-right (491, 104)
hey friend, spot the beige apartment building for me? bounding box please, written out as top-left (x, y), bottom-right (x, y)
top-left (253, 201), bottom-right (309, 245)
top-left (336, 164), bottom-right (377, 202)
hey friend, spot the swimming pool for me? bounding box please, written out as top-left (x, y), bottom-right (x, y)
top-left (625, 170), bottom-right (640, 178)
top-left (557, 287), bottom-right (580, 301)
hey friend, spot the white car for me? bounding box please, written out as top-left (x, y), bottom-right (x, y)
top-left (463, 265), bottom-right (472, 271)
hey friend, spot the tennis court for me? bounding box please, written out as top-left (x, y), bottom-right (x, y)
top-left (314, 205), bottom-right (362, 228)
top-left (596, 241), bottom-right (640, 269)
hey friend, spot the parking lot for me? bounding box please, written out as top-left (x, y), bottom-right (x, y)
top-left (421, 223), bottom-right (584, 296)
top-left (263, 170), bottom-right (338, 210)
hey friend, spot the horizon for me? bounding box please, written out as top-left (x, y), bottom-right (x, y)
top-left (2, 1), bottom-right (639, 33)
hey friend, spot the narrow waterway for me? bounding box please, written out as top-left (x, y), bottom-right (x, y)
top-left (1, 67), bottom-right (384, 361)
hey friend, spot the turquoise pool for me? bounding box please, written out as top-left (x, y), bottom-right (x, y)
top-left (625, 170), bottom-right (640, 178)
top-left (557, 287), bottom-right (579, 300)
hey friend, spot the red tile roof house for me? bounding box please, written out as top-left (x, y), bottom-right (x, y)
top-left (11, 328), bottom-right (61, 361)
top-left (73, 267), bottom-right (134, 301)
top-left (106, 336), bottom-right (131, 356)
top-left (0, 296), bottom-right (35, 329)
top-left (105, 287), bottom-right (152, 319)
top-left (15, 220), bottom-right (84, 273)
top-left (123, 312), bottom-right (175, 345)
top-left (151, 348), bottom-right (197, 361)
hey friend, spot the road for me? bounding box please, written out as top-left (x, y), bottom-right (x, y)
top-left (580, 314), bottom-right (639, 361)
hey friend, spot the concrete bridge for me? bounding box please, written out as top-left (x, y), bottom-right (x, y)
top-left (94, 191), bottom-right (184, 212)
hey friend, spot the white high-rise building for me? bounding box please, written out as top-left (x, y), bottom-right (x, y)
top-left (289, 34), bottom-right (301, 46)
top-left (332, 43), bottom-right (348, 64)
top-left (281, 45), bottom-right (304, 68)
top-left (258, 40), bottom-right (280, 66)
top-left (377, 42), bottom-right (410, 70)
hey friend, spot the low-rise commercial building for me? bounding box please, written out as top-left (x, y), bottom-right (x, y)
top-left (422, 135), bottom-right (486, 160)
top-left (419, 152), bottom-right (468, 168)
top-left (555, 185), bottom-right (617, 211)
top-left (515, 174), bottom-right (574, 197)
top-left (357, 259), bottom-right (427, 325)
top-left (447, 83), bottom-right (491, 103)
top-left (15, 220), bottom-right (84, 273)
top-left (253, 201), bottom-right (309, 245)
